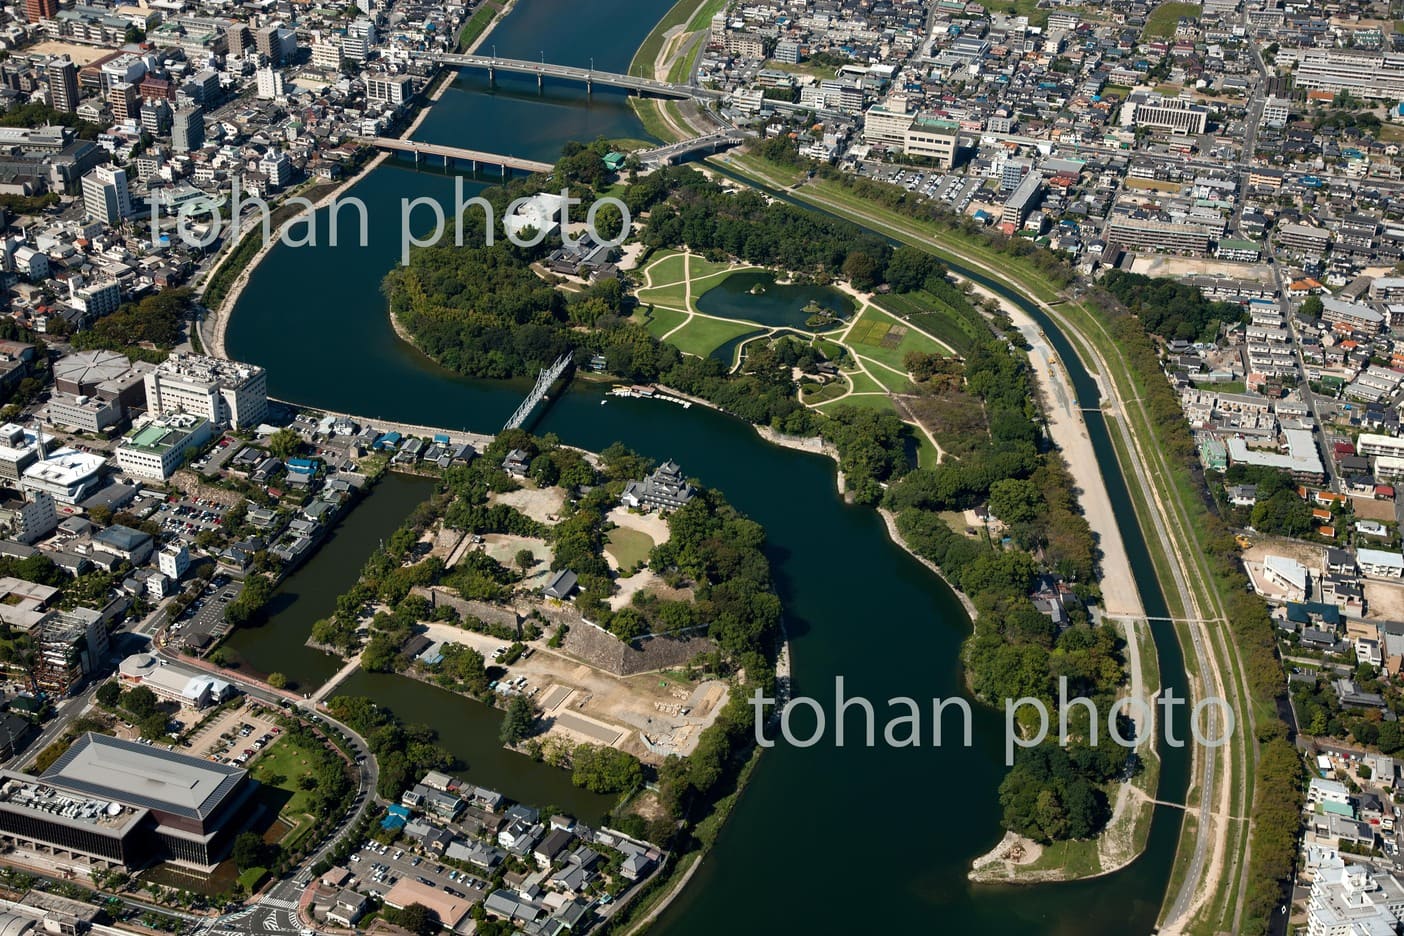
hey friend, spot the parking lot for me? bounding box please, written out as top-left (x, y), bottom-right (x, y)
top-left (148, 494), bottom-right (231, 539)
top-left (185, 704), bottom-right (284, 765)
top-left (857, 160), bottom-right (989, 214)
top-left (344, 839), bottom-right (489, 904)
top-left (171, 574), bottom-right (243, 651)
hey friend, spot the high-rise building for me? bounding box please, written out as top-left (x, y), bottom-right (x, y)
top-left (110, 82), bottom-right (140, 123)
top-left (255, 26), bottom-right (297, 66)
top-left (25, 0), bottom-right (57, 22)
top-left (172, 106), bottom-right (204, 153)
top-left (46, 57), bottom-right (78, 114)
top-left (81, 166), bottom-right (132, 225)
top-left (255, 67), bottom-right (285, 100)
top-left (226, 23), bottom-right (252, 56)
top-left (366, 74), bottom-right (412, 106)
top-left (140, 98), bottom-right (172, 135)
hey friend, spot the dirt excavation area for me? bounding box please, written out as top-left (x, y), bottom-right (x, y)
top-left (417, 621), bottom-right (726, 763)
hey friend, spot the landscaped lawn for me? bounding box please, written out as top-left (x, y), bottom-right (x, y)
top-left (801, 380), bottom-right (848, 404)
top-left (860, 361), bottom-right (912, 393)
top-left (645, 306), bottom-right (689, 340)
top-left (817, 393), bottom-right (897, 415)
top-left (665, 316), bottom-right (760, 357)
top-left (606, 527), bottom-right (655, 569)
top-left (643, 250), bottom-right (687, 287)
top-left (1143, 1), bottom-right (1201, 37)
top-left (916, 434), bottom-right (941, 469)
top-left (846, 307), bottom-right (950, 373)
top-left (251, 733), bottom-right (325, 820)
top-left (845, 370), bottom-right (885, 394)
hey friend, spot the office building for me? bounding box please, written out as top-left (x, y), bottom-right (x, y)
top-left (157, 543), bottom-right (188, 580)
top-left (255, 26), bottom-right (296, 66)
top-left (226, 23), bottom-right (252, 57)
top-left (144, 353), bottom-right (267, 430)
top-left (171, 107), bottom-right (203, 153)
top-left (109, 82), bottom-right (139, 123)
top-left (25, 0), bottom-right (58, 21)
top-left (69, 279), bottom-right (122, 320)
top-left (1261, 96), bottom-right (1290, 129)
top-left (1002, 173), bottom-right (1043, 230)
top-left (81, 166), bottom-right (131, 225)
top-left (0, 489), bottom-right (56, 545)
top-left (46, 58), bottom-right (78, 114)
top-left (0, 424), bottom-right (44, 484)
top-left (1132, 97), bottom-right (1209, 135)
top-left (862, 102), bottom-right (914, 146)
top-left (33, 608), bottom-right (108, 695)
top-left (343, 18), bottom-right (376, 61)
top-left (312, 41), bottom-right (343, 72)
top-left (118, 653), bottom-right (232, 709)
top-left (903, 116), bottom-right (959, 168)
top-left (116, 413), bottom-right (211, 480)
top-left (366, 75), bottom-right (412, 106)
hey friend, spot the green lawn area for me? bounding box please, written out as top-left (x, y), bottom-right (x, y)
top-left (1142, 1), bottom-right (1201, 37)
top-left (629, 0), bottom-right (705, 75)
top-left (1004, 0), bottom-right (1050, 27)
top-left (845, 370), bottom-right (885, 394)
top-left (638, 280), bottom-right (690, 311)
top-left (846, 307), bottom-right (950, 373)
top-left (606, 527), bottom-right (655, 568)
top-left (916, 434), bottom-right (940, 469)
top-left (456, 0), bottom-right (500, 50)
top-left (685, 0), bottom-right (727, 31)
top-left (817, 393), bottom-right (897, 415)
top-left (250, 733), bottom-right (326, 820)
top-left (237, 867), bottom-right (268, 892)
top-left (643, 250), bottom-right (687, 287)
top-left (688, 255), bottom-right (735, 281)
top-left (801, 380), bottom-right (848, 404)
top-left (645, 306), bottom-right (689, 339)
top-left (665, 316), bottom-right (761, 357)
top-left (860, 361), bottom-right (912, 393)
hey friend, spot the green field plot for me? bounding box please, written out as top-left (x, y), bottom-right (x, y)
top-left (666, 317), bottom-right (761, 357)
top-left (606, 527), bottom-right (655, 568)
top-left (645, 306), bottom-right (689, 339)
top-left (847, 309), bottom-right (949, 373)
top-left (1143, 2), bottom-right (1201, 37)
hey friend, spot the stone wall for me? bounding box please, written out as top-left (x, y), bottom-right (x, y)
top-left (414, 586), bottom-right (522, 633)
top-left (559, 617), bottom-right (715, 677)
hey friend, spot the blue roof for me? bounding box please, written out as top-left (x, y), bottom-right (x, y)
top-left (286, 457), bottom-right (317, 474)
top-left (434, 433), bottom-right (450, 444)
top-left (387, 804), bottom-right (411, 819)
top-left (381, 814), bottom-right (407, 831)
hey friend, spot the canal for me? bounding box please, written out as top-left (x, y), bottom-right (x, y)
top-left (222, 0), bottom-right (1190, 931)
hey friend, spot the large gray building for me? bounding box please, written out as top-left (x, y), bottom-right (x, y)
top-left (0, 733), bottom-right (257, 870)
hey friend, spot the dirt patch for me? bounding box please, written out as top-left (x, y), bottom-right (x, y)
top-left (1366, 580), bottom-right (1404, 621)
top-left (480, 533), bottom-right (553, 587)
top-left (491, 484), bottom-right (566, 525)
top-left (1241, 538), bottom-right (1329, 570)
top-left (1352, 496), bottom-right (1397, 522)
top-left (606, 506), bottom-right (671, 545)
top-left (609, 569), bottom-right (665, 611)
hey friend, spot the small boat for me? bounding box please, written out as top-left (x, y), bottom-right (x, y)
top-left (600, 399), bottom-right (607, 405)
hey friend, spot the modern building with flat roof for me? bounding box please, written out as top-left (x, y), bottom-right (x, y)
top-left (116, 413), bottom-right (211, 480)
top-left (144, 353), bottom-right (266, 430)
top-left (117, 653), bottom-right (234, 709)
top-left (27, 733), bottom-right (257, 868)
top-left (20, 450), bottom-right (105, 505)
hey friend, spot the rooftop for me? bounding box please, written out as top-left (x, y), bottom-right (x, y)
top-left (43, 733), bottom-right (246, 820)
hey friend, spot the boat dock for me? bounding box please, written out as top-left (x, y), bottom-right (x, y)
top-left (610, 385), bottom-right (693, 408)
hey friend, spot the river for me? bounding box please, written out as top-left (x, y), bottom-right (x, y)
top-left (223, 0), bottom-right (1188, 931)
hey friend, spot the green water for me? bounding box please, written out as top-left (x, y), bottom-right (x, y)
top-left (693, 270), bottom-right (855, 330)
top-left (220, 0), bottom-right (1193, 930)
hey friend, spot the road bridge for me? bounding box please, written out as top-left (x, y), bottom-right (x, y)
top-left (359, 137), bottom-right (554, 175)
top-left (422, 52), bottom-right (725, 100)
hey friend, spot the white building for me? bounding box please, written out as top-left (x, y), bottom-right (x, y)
top-left (312, 40), bottom-right (343, 72)
top-left (117, 652), bottom-right (234, 709)
top-left (1263, 554), bottom-right (1309, 600)
top-left (0, 489), bottom-right (56, 544)
top-left (144, 353), bottom-right (267, 429)
top-left (20, 449), bottom-right (105, 505)
top-left (69, 278), bottom-right (121, 319)
top-left (1358, 548), bottom-right (1404, 579)
top-left (366, 75), bottom-right (412, 107)
top-left (1306, 854), bottom-right (1404, 936)
top-left (255, 67), bottom-right (285, 101)
top-left (116, 413), bottom-right (212, 480)
top-left (157, 543), bottom-right (189, 580)
top-left (81, 165), bottom-right (131, 225)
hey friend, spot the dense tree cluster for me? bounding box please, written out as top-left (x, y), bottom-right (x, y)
top-left (1100, 270), bottom-right (1244, 343)
top-left (570, 743), bottom-right (643, 793)
top-left (998, 742), bottom-right (1123, 843)
top-left (325, 696), bottom-right (456, 800)
top-left (71, 288), bottom-right (193, 359)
